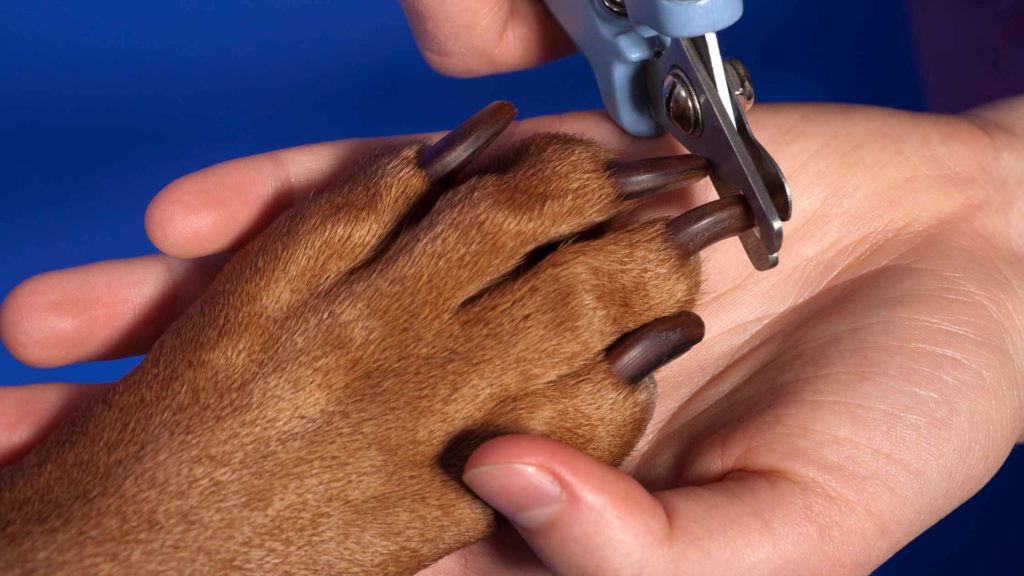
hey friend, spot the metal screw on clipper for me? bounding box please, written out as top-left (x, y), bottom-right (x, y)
top-left (663, 69), bottom-right (702, 136)
top-left (725, 59), bottom-right (755, 112)
top-left (602, 0), bottom-right (627, 15)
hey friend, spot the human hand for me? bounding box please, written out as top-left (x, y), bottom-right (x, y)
top-left (393, 8), bottom-right (1024, 571)
top-left (397, 0), bottom-right (576, 77)
top-left (4, 97), bottom-right (1023, 574)
top-left (3, 87), bottom-right (1023, 574)
top-left (421, 98), bottom-right (1024, 574)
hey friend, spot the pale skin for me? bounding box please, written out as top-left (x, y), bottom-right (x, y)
top-left (2, 3), bottom-right (1024, 574)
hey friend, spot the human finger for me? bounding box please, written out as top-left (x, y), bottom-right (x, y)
top-left (0, 383), bottom-right (109, 466)
top-left (1, 255), bottom-right (223, 368)
top-left (398, 0), bottom-right (574, 77)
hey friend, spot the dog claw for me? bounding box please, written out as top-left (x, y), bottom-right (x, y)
top-left (670, 196), bottom-right (753, 258)
top-left (419, 101), bottom-right (518, 182)
top-left (611, 155), bottom-right (709, 199)
top-left (605, 197), bottom-right (752, 377)
top-left (609, 311), bottom-right (705, 385)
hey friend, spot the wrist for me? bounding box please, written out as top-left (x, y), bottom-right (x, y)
top-left (975, 115), bottom-right (1024, 447)
top-left (966, 99), bottom-right (1024, 261)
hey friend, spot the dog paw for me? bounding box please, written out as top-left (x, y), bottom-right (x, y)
top-left (1, 102), bottom-right (751, 575)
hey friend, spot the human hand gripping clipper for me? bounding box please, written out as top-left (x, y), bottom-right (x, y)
top-left (544, 0), bottom-right (792, 270)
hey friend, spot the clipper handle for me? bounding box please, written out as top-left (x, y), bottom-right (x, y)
top-left (541, 0), bottom-right (743, 137)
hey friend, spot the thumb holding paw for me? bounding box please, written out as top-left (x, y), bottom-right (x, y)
top-left (463, 434), bottom-right (677, 576)
top-left (462, 429), bottom-right (899, 576)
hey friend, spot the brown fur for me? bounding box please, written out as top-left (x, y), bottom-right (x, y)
top-left (0, 134), bottom-right (700, 574)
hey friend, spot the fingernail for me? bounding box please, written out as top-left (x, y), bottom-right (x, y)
top-left (463, 464), bottom-right (565, 528)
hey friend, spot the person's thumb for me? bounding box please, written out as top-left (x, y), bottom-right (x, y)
top-left (463, 432), bottom-right (898, 576)
top-left (462, 434), bottom-right (669, 576)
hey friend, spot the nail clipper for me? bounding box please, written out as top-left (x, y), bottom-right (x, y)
top-left (543, 0), bottom-right (792, 270)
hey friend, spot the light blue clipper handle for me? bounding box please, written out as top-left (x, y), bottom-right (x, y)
top-left (543, 0), bottom-right (743, 137)
top-left (625, 0), bottom-right (743, 39)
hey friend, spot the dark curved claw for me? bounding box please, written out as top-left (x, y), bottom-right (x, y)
top-left (609, 311), bottom-right (705, 385)
top-left (418, 101), bottom-right (518, 182)
top-left (670, 195), bottom-right (753, 258)
top-left (611, 155), bottom-right (709, 199)
top-left (606, 196), bottom-right (754, 378)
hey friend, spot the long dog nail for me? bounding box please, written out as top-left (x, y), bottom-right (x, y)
top-left (419, 101), bottom-right (518, 182)
top-left (611, 155), bottom-right (709, 198)
top-left (608, 311), bottom-right (706, 384)
top-left (670, 196), bottom-right (753, 258)
top-left (603, 190), bottom-right (696, 233)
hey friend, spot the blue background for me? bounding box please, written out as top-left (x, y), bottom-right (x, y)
top-left (0, 1), bottom-right (1020, 573)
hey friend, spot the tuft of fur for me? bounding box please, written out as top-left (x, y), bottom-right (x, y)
top-left (0, 134), bottom-right (701, 575)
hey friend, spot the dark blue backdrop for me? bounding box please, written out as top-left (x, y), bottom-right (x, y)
top-left (1, 1), bottom-right (1020, 573)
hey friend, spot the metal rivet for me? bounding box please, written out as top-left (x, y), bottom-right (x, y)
top-left (725, 59), bottom-right (755, 112)
top-left (602, 0), bottom-right (628, 15)
top-left (663, 68), bottom-right (702, 136)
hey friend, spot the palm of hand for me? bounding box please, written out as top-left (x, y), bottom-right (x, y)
top-left (423, 104), bottom-right (1024, 574)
